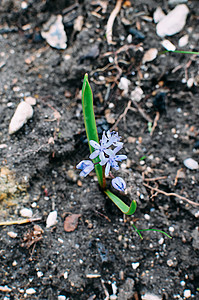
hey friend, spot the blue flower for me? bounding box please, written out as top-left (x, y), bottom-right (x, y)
top-left (105, 130), bottom-right (123, 147)
top-left (112, 177), bottom-right (126, 192)
top-left (76, 160), bottom-right (94, 177)
top-left (100, 145), bottom-right (127, 176)
top-left (89, 135), bottom-right (109, 160)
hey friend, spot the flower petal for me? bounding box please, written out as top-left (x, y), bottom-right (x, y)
top-left (105, 162), bottom-right (111, 176)
top-left (89, 140), bottom-right (100, 149)
top-left (90, 150), bottom-right (100, 159)
top-left (115, 154), bottom-right (127, 161)
top-left (112, 177), bottom-right (126, 192)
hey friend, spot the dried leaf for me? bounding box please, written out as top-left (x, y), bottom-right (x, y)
top-left (64, 214), bottom-right (81, 232)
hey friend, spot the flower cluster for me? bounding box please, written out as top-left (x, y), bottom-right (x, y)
top-left (76, 131), bottom-right (127, 192)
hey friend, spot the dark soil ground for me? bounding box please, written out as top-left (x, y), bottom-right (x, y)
top-left (0, 0), bottom-right (199, 299)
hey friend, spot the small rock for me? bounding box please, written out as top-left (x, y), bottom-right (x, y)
top-left (67, 169), bottom-right (77, 182)
top-left (156, 4), bottom-right (189, 38)
top-left (142, 48), bottom-right (158, 63)
top-left (118, 77), bottom-right (131, 94)
top-left (167, 259), bottom-right (174, 267)
top-left (41, 15), bottom-right (67, 50)
top-left (117, 278), bottom-right (135, 300)
top-left (191, 227), bottom-right (199, 249)
top-left (142, 293), bottom-right (161, 300)
top-left (153, 7), bottom-right (165, 23)
top-left (58, 296), bottom-right (66, 300)
top-left (183, 158), bottom-right (199, 170)
top-left (168, 0), bottom-right (188, 5)
top-left (132, 262), bottom-right (140, 270)
top-left (183, 289), bottom-right (191, 298)
top-left (20, 208), bottom-right (33, 218)
top-left (9, 101), bottom-right (33, 135)
top-left (26, 288), bottom-right (36, 295)
top-left (0, 144), bottom-right (7, 149)
top-left (37, 271), bottom-right (43, 278)
top-left (130, 87), bottom-right (143, 102)
top-left (178, 34), bottom-right (189, 47)
top-left (7, 231), bottom-right (18, 238)
top-left (64, 214), bottom-right (81, 232)
top-left (187, 78), bottom-right (194, 88)
top-left (25, 96), bottom-right (36, 106)
top-left (46, 210), bottom-right (57, 228)
top-left (161, 39), bottom-right (176, 51)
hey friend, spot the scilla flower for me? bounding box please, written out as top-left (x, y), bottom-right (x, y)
top-left (76, 160), bottom-right (94, 177)
top-left (112, 177), bottom-right (126, 192)
top-left (100, 145), bottom-right (127, 176)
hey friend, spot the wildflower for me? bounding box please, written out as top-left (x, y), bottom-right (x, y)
top-left (89, 135), bottom-right (109, 160)
top-left (105, 130), bottom-right (123, 147)
top-left (76, 160), bottom-right (94, 177)
top-left (100, 145), bottom-right (127, 176)
top-left (112, 177), bottom-right (126, 192)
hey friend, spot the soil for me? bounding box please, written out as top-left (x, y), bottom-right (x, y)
top-left (0, 1), bottom-right (199, 299)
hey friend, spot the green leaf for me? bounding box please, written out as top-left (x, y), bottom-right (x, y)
top-left (82, 74), bottom-right (105, 188)
top-left (104, 189), bottom-right (137, 215)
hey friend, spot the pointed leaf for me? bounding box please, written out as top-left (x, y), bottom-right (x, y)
top-left (104, 189), bottom-right (137, 215)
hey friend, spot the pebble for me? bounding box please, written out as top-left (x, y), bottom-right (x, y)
top-left (158, 237), bottom-right (164, 245)
top-left (156, 4), bottom-right (189, 38)
top-left (180, 280), bottom-right (186, 286)
top-left (37, 271), bottom-right (43, 278)
top-left (0, 144), bottom-right (7, 149)
top-left (132, 262), bottom-right (140, 270)
top-left (118, 77), bottom-right (131, 94)
top-left (142, 293), bottom-right (161, 300)
top-left (20, 208), bottom-right (33, 218)
top-left (144, 214), bottom-right (150, 220)
top-left (161, 39), bottom-right (176, 51)
top-left (178, 34), bottom-right (189, 47)
top-left (169, 226), bottom-right (175, 233)
top-left (167, 259), bottom-right (174, 267)
top-left (183, 158), bottom-right (199, 170)
top-left (153, 7), bottom-right (165, 23)
top-left (58, 296), bottom-right (66, 300)
top-left (9, 101), bottom-right (33, 135)
top-left (46, 210), bottom-right (57, 228)
top-left (142, 48), bottom-right (158, 63)
top-left (183, 289), bottom-right (191, 298)
top-left (41, 15), bottom-right (67, 50)
top-left (130, 87), bottom-right (143, 102)
top-left (7, 231), bottom-right (17, 238)
top-left (168, 0), bottom-right (188, 5)
top-left (187, 78), bottom-right (194, 88)
top-left (26, 288), bottom-right (36, 295)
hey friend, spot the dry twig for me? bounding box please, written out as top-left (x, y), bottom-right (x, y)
top-left (150, 111), bottom-right (160, 136)
top-left (143, 183), bottom-right (199, 207)
top-left (106, 0), bottom-right (123, 45)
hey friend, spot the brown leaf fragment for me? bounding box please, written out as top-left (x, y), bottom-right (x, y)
top-left (64, 214), bottom-right (81, 232)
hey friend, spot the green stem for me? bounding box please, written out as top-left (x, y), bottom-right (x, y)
top-left (159, 50), bottom-right (199, 56)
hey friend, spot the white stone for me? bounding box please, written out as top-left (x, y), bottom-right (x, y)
top-left (183, 289), bottom-right (191, 298)
top-left (187, 78), bottom-right (194, 88)
top-left (142, 293), bottom-right (161, 300)
top-left (118, 77), bottom-right (131, 94)
top-left (63, 271), bottom-right (68, 279)
top-left (9, 101), bottom-right (33, 135)
top-left (132, 262), bottom-right (140, 269)
top-left (142, 48), bottom-right (158, 63)
top-left (130, 87), bottom-right (143, 102)
top-left (37, 271), bottom-right (43, 278)
top-left (156, 5), bottom-right (189, 38)
top-left (20, 208), bottom-right (33, 218)
top-left (26, 288), bottom-right (36, 295)
top-left (161, 39), bottom-right (176, 51)
top-left (153, 7), bottom-right (165, 23)
top-left (7, 231), bottom-right (18, 238)
top-left (158, 237), bottom-right (164, 245)
top-left (178, 34), bottom-right (189, 47)
top-left (46, 210), bottom-right (57, 228)
top-left (58, 296), bottom-right (66, 300)
top-left (41, 15), bottom-right (67, 50)
top-left (183, 158), bottom-right (199, 170)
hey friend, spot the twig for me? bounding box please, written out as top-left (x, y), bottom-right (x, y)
top-left (150, 111), bottom-right (160, 136)
top-left (106, 0), bottom-right (123, 45)
top-left (174, 168), bottom-right (183, 186)
top-left (144, 176), bottom-right (167, 182)
top-left (0, 217), bottom-right (42, 226)
top-left (131, 100), bottom-right (152, 122)
top-left (111, 100), bottom-right (133, 130)
top-left (143, 183), bottom-right (199, 206)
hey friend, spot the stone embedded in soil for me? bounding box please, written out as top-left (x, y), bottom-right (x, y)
top-left (183, 158), bottom-right (199, 170)
top-left (178, 34), bottom-right (189, 47)
top-left (20, 208), bottom-right (33, 218)
top-left (64, 214), bottom-right (81, 232)
top-left (9, 101), bottom-right (33, 135)
top-left (46, 210), bottom-right (57, 228)
top-left (26, 288), bottom-right (36, 294)
top-left (118, 77), bottom-right (131, 94)
top-left (130, 87), bottom-right (144, 102)
top-left (41, 15), bottom-right (67, 50)
top-left (142, 293), bottom-right (161, 300)
top-left (156, 4), bottom-right (189, 37)
top-left (142, 48), bottom-right (158, 63)
top-left (183, 289), bottom-right (191, 298)
top-left (161, 39), bottom-right (176, 51)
